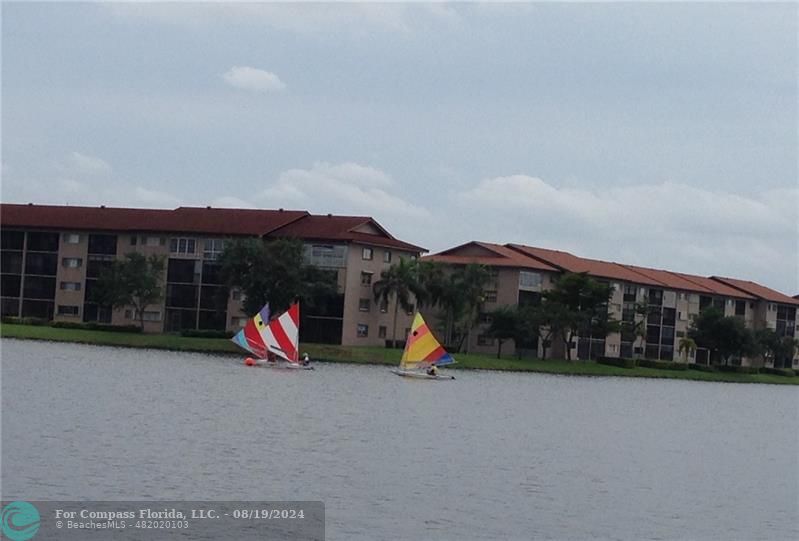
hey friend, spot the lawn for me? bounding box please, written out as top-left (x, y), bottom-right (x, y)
top-left (1, 323), bottom-right (796, 385)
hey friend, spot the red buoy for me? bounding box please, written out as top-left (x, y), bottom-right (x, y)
top-left (244, 357), bottom-right (256, 366)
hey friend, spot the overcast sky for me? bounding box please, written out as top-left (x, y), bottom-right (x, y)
top-left (2, 3), bottom-right (797, 294)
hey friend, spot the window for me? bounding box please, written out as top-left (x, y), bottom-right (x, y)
top-left (379, 299), bottom-right (388, 313)
top-left (64, 233), bottom-right (80, 244)
top-left (203, 238), bottom-right (226, 260)
top-left (87, 234), bottom-right (117, 255)
top-left (735, 300), bottom-right (746, 316)
top-left (483, 290), bottom-right (498, 303)
top-left (62, 257), bottom-right (83, 268)
top-left (357, 323), bottom-right (369, 337)
top-left (59, 281), bottom-right (81, 291)
top-left (27, 232), bottom-right (59, 252)
top-left (141, 310), bottom-right (161, 322)
top-left (57, 305), bottom-right (79, 316)
top-left (145, 236), bottom-right (161, 247)
top-left (362, 247), bottom-right (373, 260)
top-left (519, 271), bottom-right (542, 289)
top-left (305, 244), bottom-right (347, 268)
top-left (378, 326), bottom-right (387, 338)
top-left (361, 272), bottom-right (373, 286)
top-left (383, 251), bottom-right (392, 263)
top-left (170, 237), bottom-right (196, 255)
top-left (359, 298), bottom-right (371, 312)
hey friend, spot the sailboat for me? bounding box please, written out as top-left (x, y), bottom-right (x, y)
top-left (391, 313), bottom-right (455, 380)
top-left (231, 302), bottom-right (313, 370)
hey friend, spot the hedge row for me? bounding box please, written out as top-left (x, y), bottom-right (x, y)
top-left (717, 365), bottom-right (761, 375)
top-left (596, 356), bottom-right (637, 369)
top-left (597, 357), bottom-right (694, 370)
top-left (637, 359), bottom-right (689, 371)
top-left (1, 316), bottom-right (49, 326)
top-left (180, 329), bottom-right (235, 339)
top-left (51, 321), bottom-right (143, 333)
top-left (759, 366), bottom-right (795, 377)
top-left (688, 363), bottom-right (717, 373)
top-left (2, 316), bottom-right (143, 333)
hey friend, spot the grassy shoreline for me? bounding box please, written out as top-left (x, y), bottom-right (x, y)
top-left (1, 323), bottom-right (797, 385)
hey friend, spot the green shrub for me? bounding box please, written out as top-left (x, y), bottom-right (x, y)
top-left (180, 329), bottom-right (235, 339)
top-left (759, 367), bottom-right (795, 377)
top-left (1, 316), bottom-right (50, 326)
top-left (597, 356), bottom-right (636, 369)
top-left (637, 359), bottom-right (689, 371)
top-left (717, 364), bottom-right (760, 374)
top-left (689, 363), bottom-right (717, 372)
top-left (50, 321), bottom-right (143, 333)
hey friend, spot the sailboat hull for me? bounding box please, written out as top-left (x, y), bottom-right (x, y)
top-left (253, 361), bottom-right (314, 370)
top-left (391, 368), bottom-right (455, 380)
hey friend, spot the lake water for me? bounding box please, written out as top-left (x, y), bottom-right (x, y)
top-left (2, 339), bottom-right (797, 540)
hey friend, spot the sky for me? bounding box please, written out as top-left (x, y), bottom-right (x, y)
top-left (2, 2), bottom-right (797, 294)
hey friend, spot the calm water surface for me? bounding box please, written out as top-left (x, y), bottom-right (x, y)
top-left (2, 339), bottom-right (798, 540)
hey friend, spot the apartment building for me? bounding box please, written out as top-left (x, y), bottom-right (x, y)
top-left (0, 203), bottom-right (423, 346)
top-left (424, 241), bottom-right (799, 367)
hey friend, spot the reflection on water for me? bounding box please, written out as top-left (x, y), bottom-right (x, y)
top-left (2, 339), bottom-right (798, 540)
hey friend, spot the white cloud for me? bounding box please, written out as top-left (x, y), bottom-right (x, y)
top-left (222, 66), bottom-right (286, 93)
top-left (69, 151), bottom-right (112, 175)
top-left (104, 4), bottom-right (459, 35)
top-left (209, 196), bottom-right (256, 209)
top-left (260, 162), bottom-right (429, 219)
top-left (455, 175), bottom-right (798, 293)
top-left (134, 186), bottom-right (182, 207)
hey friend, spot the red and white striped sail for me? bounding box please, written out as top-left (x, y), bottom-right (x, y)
top-left (258, 302), bottom-right (300, 363)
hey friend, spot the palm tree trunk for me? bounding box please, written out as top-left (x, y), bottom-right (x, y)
top-left (391, 299), bottom-right (399, 349)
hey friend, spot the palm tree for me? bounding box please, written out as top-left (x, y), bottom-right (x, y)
top-left (373, 258), bottom-right (416, 348)
top-left (678, 337), bottom-right (696, 363)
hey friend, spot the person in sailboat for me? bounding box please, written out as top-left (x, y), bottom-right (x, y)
top-left (267, 351), bottom-right (277, 364)
top-left (426, 365), bottom-right (438, 377)
top-left (301, 352), bottom-right (311, 366)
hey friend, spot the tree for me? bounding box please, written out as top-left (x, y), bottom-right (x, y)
top-left (678, 337), bottom-right (697, 363)
top-left (219, 237), bottom-right (337, 315)
top-left (688, 308), bottom-right (756, 366)
top-left (486, 306), bottom-right (518, 358)
top-left (413, 262), bottom-right (491, 352)
top-left (620, 301), bottom-right (653, 359)
top-left (543, 273), bottom-right (616, 361)
top-left (455, 264), bottom-right (493, 353)
top-left (754, 329), bottom-right (798, 369)
top-left (373, 258), bottom-right (416, 348)
top-left (93, 253), bottom-right (165, 330)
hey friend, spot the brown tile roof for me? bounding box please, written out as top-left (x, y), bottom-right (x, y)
top-left (424, 241), bottom-right (558, 271)
top-left (508, 243), bottom-right (760, 299)
top-left (619, 264), bottom-right (717, 293)
top-left (711, 276), bottom-right (799, 305)
top-left (269, 214), bottom-right (425, 252)
top-left (665, 272), bottom-right (755, 299)
top-left (0, 203), bottom-right (308, 236)
top-left (619, 264), bottom-right (754, 298)
top-left (507, 244), bottom-right (665, 285)
top-left (0, 204), bottom-right (424, 251)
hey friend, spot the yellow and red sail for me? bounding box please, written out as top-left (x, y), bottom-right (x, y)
top-left (399, 313), bottom-right (454, 370)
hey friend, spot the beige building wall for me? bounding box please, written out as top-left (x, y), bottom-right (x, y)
top-left (340, 243), bottom-right (416, 347)
top-left (53, 232), bottom-right (89, 324)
